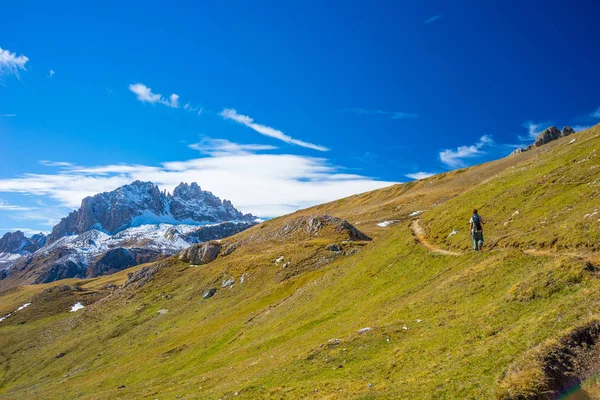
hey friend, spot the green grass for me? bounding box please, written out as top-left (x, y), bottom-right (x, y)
top-left (1, 125), bottom-right (600, 399)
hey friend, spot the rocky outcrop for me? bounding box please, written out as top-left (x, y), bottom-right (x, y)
top-left (123, 261), bottom-right (169, 289)
top-left (0, 231), bottom-right (44, 254)
top-left (179, 242), bottom-right (222, 265)
top-left (512, 126), bottom-right (575, 155)
top-left (48, 181), bottom-right (255, 243)
top-left (280, 215), bottom-right (371, 241)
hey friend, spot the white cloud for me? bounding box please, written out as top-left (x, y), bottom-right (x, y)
top-left (128, 83), bottom-right (180, 108)
top-left (0, 140), bottom-right (394, 218)
top-left (39, 160), bottom-right (75, 168)
top-left (0, 47), bottom-right (29, 80)
top-left (439, 135), bottom-right (493, 168)
top-left (405, 172), bottom-right (436, 180)
top-left (424, 15), bottom-right (442, 24)
top-left (592, 107), bottom-right (600, 119)
top-left (0, 201), bottom-right (34, 211)
top-left (48, 70), bottom-right (55, 78)
top-left (1, 228), bottom-right (50, 236)
top-left (521, 120), bottom-right (553, 140)
top-left (184, 103), bottom-right (203, 115)
top-left (188, 137), bottom-right (277, 156)
top-left (345, 108), bottom-right (418, 120)
top-left (220, 108), bottom-right (329, 151)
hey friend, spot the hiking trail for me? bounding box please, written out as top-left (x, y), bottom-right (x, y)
top-left (410, 219), bottom-right (462, 256)
top-left (410, 219), bottom-right (600, 267)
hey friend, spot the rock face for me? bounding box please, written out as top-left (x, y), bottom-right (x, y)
top-left (0, 231), bottom-right (47, 269)
top-left (0, 231), bottom-right (44, 254)
top-left (48, 181), bottom-right (255, 243)
top-left (179, 242), bottom-right (222, 265)
top-left (512, 126), bottom-right (575, 155)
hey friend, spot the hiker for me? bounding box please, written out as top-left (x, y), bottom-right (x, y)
top-left (470, 209), bottom-right (484, 251)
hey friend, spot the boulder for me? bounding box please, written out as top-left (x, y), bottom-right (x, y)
top-left (179, 242), bottom-right (221, 265)
top-left (561, 126), bottom-right (575, 137)
top-left (202, 288), bottom-right (217, 299)
top-left (532, 126), bottom-right (561, 148)
top-left (327, 243), bottom-right (342, 252)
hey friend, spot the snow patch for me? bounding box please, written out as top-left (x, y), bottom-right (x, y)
top-left (448, 230), bottom-right (458, 237)
top-left (377, 220), bottom-right (399, 227)
top-left (569, 139), bottom-right (576, 144)
top-left (70, 302), bottom-right (84, 312)
top-left (17, 303), bottom-right (31, 311)
top-left (409, 211), bottom-right (423, 217)
top-left (0, 313), bottom-right (12, 322)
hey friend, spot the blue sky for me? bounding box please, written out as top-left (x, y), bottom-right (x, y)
top-left (1, 0), bottom-right (600, 235)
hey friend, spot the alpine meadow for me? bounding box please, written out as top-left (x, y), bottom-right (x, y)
top-left (2, 2), bottom-right (600, 399)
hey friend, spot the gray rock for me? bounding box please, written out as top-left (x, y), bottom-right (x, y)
top-left (221, 242), bottom-right (239, 257)
top-left (179, 242), bottom-right (221, 265)
top-left (202, 288), bottom-right (217, 299)
top-left (123, 262), bottom-right (168, 289)
top-left (222, 278), bottom-right (235, 288)
top-left (561, 126), bottom-right (575, 137)
top-left (327, 243), bottom-right (342, 252)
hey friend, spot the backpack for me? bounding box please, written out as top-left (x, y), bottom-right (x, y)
top-left (472, 214), bottom-right (482, 231)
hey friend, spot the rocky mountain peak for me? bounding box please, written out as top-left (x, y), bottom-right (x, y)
top-left (0, 231), bottom-right (45, 255)
top-left (512, 125), bottom-right (575, 155)
top-left (47, 181), bottom-right (255, 244)
top-left (172, 182), bottom-right (203, 200)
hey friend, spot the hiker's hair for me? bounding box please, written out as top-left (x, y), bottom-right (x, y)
top-left (472, 209), bottom-right (478, 214)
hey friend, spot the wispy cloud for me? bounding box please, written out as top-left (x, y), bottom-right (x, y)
top-left (405, 172), bottom-right (436, 180)
top-left (344, 108), bottom-right (418, 120)
top-left (184, 103), bottom-right (203, 115)
top-left (424, 15), bottom-right (442, 24)
top-left (0, 47), bottom-right (29, 81)
top-left (48, 70), bottom-right (55, 78)
top-left (1, 227), bottom-right (50, 236)
top-left (0, 140), bottom-right (394, 218)
top-left (128, 83), bottom-right (180, 108)
top-left (188, 137), bottom-right (277, 156)
top-left (219, 108), bottom-right (329, 151)
top-left (0, 201), bottom-right (35, 211)
top-left (521, 120), bottom-right (553, 140)
top-left (0, 114), bottom-right (16, 117)
top-left (439, 135), bottom-right (493, 168)
top-left (39, 160), bottom-right (75, 168)
top-left (592, 107), bottom-right (600, 119)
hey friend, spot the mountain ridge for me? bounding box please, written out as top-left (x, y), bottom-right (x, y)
top-left (47, 180), bottom-right (255, 243)
top-left (0, 181), bottom-right (257, 289)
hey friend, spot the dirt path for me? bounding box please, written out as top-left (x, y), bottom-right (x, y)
top-left (410, 219), bottom-right (462, 256)
top-left (523, 248), bottom-right (600, 267)
top-left (410, 219), bottom-right (600, 266)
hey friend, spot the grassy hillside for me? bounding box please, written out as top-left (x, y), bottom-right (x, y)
top-left (1, 125), bottom-right (600, 399)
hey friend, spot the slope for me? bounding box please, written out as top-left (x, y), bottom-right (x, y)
top-left (0, 124), bottom-right (599, 399)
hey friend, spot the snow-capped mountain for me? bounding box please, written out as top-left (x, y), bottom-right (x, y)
top-left (0, 231), bottom-right (47, 269)
top-left (0, 181), bottom-right (258, 289)
top-left (48, 181), bottom-right (255, 243)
